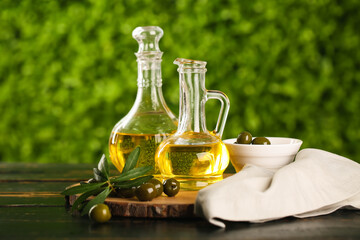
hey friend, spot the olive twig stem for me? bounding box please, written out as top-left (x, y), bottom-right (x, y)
top-left (107, 180), bottom-right (116, 193)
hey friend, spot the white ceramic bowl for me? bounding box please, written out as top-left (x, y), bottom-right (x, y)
top-left (223, 137), bottom-right (303, 172)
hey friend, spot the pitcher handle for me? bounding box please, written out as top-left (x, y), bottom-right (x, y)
top-left (206, 90), bottom-right (230, 137)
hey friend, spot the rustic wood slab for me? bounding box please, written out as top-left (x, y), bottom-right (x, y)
top-left (69, 190), bottom-right (198, 218)
top-left (67, 174), bottom-right (236, 218)
top-left (68, 174), bottom-right (235, 218)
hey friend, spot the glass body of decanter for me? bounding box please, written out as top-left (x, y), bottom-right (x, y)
top-left (109, 26), bottom-right (177, 175)
top-left (156, 58), bottom-right (230, 190)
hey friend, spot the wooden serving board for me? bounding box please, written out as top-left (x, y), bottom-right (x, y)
top-left (68, 190), bottom-right (198, 218)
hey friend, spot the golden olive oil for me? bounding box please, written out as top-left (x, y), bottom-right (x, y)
top-left (109, 133), bottom-right (170, 175)
top-left (156, 138), bottom-right (229, 190)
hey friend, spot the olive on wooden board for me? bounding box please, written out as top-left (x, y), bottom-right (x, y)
top-left (135, 183), bottom-right (157, 201)
top-left (163, 178), bottom-right (180, 197)
top-left (147, 178), bottom-right (163, 197)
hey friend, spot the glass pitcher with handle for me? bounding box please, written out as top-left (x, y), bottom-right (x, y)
top-left (156, 58), bottom-right (230, 190)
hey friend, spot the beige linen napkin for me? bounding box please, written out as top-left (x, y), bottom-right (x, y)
top-left (194, 148), bottom-right (360, 228)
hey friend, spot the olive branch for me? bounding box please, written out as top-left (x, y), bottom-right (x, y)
top-left (61, 146), bottom-right (153, 216)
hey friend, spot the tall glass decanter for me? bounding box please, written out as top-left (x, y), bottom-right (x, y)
top-left (109, 26), bottom-right (177, 175)
top-left (156, 58), bottom-right (230, 190)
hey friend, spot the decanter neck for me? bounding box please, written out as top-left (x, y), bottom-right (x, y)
top-left (133, 25), bottom-right (163, 88)
top-left (133, 26), bottom-right (164, 108)
top-left (134, 58), bottom-right (166, 112)
top-left (136, 57), bottom-right (162, 88)
top-left (175, 59), bottom-right (208, 134)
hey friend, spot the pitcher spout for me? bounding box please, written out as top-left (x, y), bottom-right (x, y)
top-left (174, 58), bottom-right (207, 73)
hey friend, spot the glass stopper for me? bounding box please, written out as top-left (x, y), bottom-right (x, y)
top-left (132, 26), bottom-right (163, 54)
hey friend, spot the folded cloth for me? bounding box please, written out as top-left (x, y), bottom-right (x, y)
top-left (194, 148), bottom-right (360, 228)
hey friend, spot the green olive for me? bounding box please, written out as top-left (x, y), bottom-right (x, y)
top-left (117, 186), bottom-right (137, 198)
top-left (147, 178), bottom-right (163, 197)
top-left (89, 203), bottom-right (111, 223)
top-left (236, 131), bottom-right (253, 144)
top-left (163, 178), bottom-right (180, 197)
top-left (135, 183), bottom-right (157, 201)
top-left (252, 137), bottom-right (271, 145)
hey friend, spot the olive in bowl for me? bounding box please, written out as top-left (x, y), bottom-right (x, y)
top-left (235, 131), bottom-right (253, 144)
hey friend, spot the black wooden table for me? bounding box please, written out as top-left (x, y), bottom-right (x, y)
top-left (1, 163), bottom-right (360, 239)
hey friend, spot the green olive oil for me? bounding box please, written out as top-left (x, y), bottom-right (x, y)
top-left (156, 140), bottom-right (229, 190)
top-left (109, 133), bottom-right (169, 175)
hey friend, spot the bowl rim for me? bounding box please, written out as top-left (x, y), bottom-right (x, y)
top-left (223, 137), bottom-right (303, 146)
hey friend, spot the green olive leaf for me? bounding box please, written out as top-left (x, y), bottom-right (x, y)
top-left (61, 182), bottom-right (105, 196)
top-left (122, 146), bottom-right (140, 173)
top-left (97, 154), bottom-right (109, 179)
top-left (81, 187), bottom-right (111, 216)
top-left (110, 165), bottom-right (152, 183)
top-left (71, 187), bottom-right (105, 212)
top-left (113, 175), bottom-right (153, 189)
top-left (93, 168), bottom-right (107, 182)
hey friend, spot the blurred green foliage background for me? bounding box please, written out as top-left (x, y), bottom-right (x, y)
top-left (1, 0), bottom-right (359, 164)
